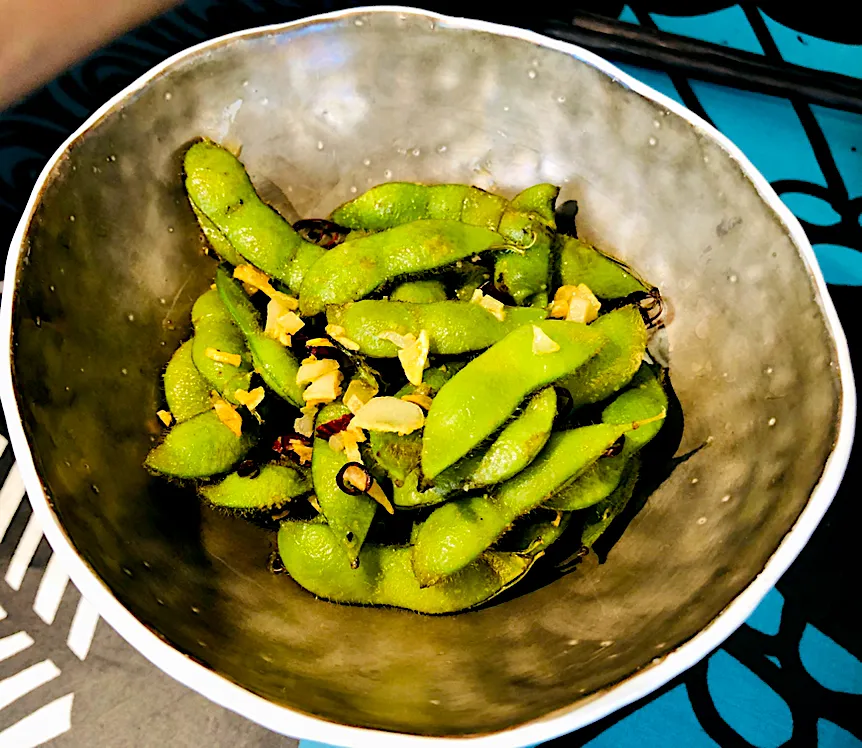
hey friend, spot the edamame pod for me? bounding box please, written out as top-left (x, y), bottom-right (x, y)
top-left (190, 201), bottom-right (244, 266)
top-left (601, 364), bottom-right (667, 451)
top-left (330, 183), bottom-right (509, 232)
top-left (392, 456), bottom-right (481, 509)
top-left (581, 457), bottom-right (640, 548)
top-left (495, 509), bottom-right (572, 556)
top-left (299, 220), bottom-right (504, 316)
top-left (215, 266), bottom-right (305, 407)
top-left (368, 366), bottom-right (458, 486)
top-left (544, 454), bottom-right (628, 511)
top-left (390, 279), bottom-right (448, 303)
top-left (559, 305), bottom-right (647, 409)
top-left (558, 236), bottom-right (650, 299)
top-left (184, 140), bottom-right (324, 291)
top-left (278, 520), bottom-right (533, 614)
top-left (546, 365), bottom-right (667, 511)
top-left (464, 387), bottom-right (557, 489)
top-left (413, 421), bottom-right (644, 584)
top-left (312, 403), bottom-right (377, 565)
top-left (422, 320), bottom-right (606, 480)
top-left (164, 339), bottom-right (212, 422)
top-left (200, 463), bottom-right (309, 510)
top-left (493, 184), bottom-right (559, 305)
top-left (326, 300), bottom-right (547, 358)
top-left (145, 410), bottom-right (255, 479)
top-left (191, 290), bottom-right (253, 404)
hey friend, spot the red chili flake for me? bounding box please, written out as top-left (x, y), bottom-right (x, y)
top-left (315, 413), bottom-right (354, 440)
top-left (273, 433), bottom-right (311, 454)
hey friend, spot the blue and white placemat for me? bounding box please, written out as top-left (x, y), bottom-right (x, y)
top-left (1, 3), bottom-right (860, 746)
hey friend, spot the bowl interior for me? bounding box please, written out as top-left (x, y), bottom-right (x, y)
top-left (8, 9), bottom-right (841, 738)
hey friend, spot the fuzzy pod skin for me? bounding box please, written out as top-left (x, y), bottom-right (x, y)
top-left (278, 520), bottom-right (534, 614)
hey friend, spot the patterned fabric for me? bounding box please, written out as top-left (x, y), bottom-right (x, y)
top-left (0, 3), bottom-right (860, 746)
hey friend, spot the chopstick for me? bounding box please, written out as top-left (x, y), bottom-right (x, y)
top-left (538, 13), bottom-right (862, 114)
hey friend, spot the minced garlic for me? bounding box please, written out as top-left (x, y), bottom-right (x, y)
top-left (213, 398), bottom-right (243, 437)
top-left (549, 284), bottom-right (601, 324)
top-left (470, 288), bottom-right (506, 321)
top-left (379, 329), bottom-right (429, 386)
top-left (344, 378), bottom-right (379, 415)
top-left (531, 325), bottom-right (561, 355)
top-left (329, 430), bottom-right (364, 463)
top-left (234, 265), bottom-right (299, 310)
top-left (296, 358), bottom-right (340, 386)
top-left (367, 481), bottom-right (395, 514)
top-left (293, 404), bottom-right (318, 437)
top-left (265, 297), bottom-right (304, 347)
top-left (205, 347), bottom-right (242, 367)
top-left (288, 439), bottom-right (313, 464)
top-left (398, 330), bottom-right (429, 387)
top-left (325, 324), bottom-right (360, 351)
top-left (401, 392), bottom-right (434, 410)
top-left (302, 370), bottom-right (343, 406)
top-left (156, 409), bottom-right (173, 426)
top-left (234, 386), bottom-right (265, 412)
top-left (351, 397), bottom-right (425, 435)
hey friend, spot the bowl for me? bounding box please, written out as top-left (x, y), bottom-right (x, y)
top-left (0, 6), bottom-right (854, 747)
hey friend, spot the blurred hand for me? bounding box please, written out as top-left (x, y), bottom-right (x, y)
top-left (0, 0), bottom-right (181, 110)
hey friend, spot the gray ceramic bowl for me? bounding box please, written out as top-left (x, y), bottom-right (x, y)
top-left (0, 7), bottom-right (854, 747)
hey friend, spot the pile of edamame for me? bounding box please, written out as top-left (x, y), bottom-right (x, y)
top-left (145, 138), bottom-right (671, 615)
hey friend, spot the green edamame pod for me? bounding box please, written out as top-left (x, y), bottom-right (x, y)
top-left (413, 421), bottom-right (642, 584)
top-left (494, 184), bottom-right (559, 305)
top-left (392, 456), bottom-right (481, 509)
top-left (389, 279), bottom-right (448, 303)
top-left (464, 387), bottom-right (557, 489)
top-left (453, 263), bottom-right (489, 302)
top-left (601, 364), bottom-right (667, 451)
top-left (214, 266), bottom-right (305, 407)
top-left (326, 300), bottom-right (547, 358)
top-left (581, 457), bottom-right (640, 548)
top-left (184, 140), bottom-right (324, 291)
top-left (495, 509), bottom-right (572, 556)
top-left (367, 366), bottom-right (459, 486)
top-left (191, 290), bottom-right (253, 404)
top-left (278, 520), bottom-right (533, 614)
top-left (200, 463), bottom-right (309, 510)
top-left (164, 339), bottom-right (212, 422)
top-left (330, 182), bottom-right (432, 231)
top-left (330, 183), bottom-right (508, 232)
top-left (312, 403), bottom-right (377, 565)
top-left (190, 201), bottom-right (244, 266)
top-left (546, 365), bottom-right (667, 511)
top-left (460, 188), bottom-right (508, 230)
top-left (145, 410), bottom-right (255, 479)
top-left (425, 184), bottom-right (471, 220)
top-left (544, 454), bottom-right (628, 511)
top-left (299, 220), bottom-right (504, 316)
top-left (557, 236), bottom-right (650, 299)
top-left (422, 320), bottom-right (606, 480)
top-left (559, 305), bottom-right (647, 409)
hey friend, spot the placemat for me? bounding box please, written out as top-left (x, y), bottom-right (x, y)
top-left (1, 3), bottom-right (860, 746)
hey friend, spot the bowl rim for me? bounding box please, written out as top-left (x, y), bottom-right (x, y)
top-left (0, 6), bottom-right (855, 746)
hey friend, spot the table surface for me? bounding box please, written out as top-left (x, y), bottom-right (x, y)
top-left (0, 2), bottom-right (860, 746)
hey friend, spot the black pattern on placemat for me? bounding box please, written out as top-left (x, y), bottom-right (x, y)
top-left (1, 3), bottom-right (861, 746)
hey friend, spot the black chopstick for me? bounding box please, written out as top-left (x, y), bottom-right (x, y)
top-left (538, 13), bottom-right (862, 114)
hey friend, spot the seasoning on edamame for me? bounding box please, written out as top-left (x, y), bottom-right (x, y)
top-left (145, 152), bottom-right (680, 615)
top-left (298, 220), bottom-right (504, 316)
top-left (326, 300), bottom-right (547, 358)
top-left (421, 320), bottom-right (606, 480)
